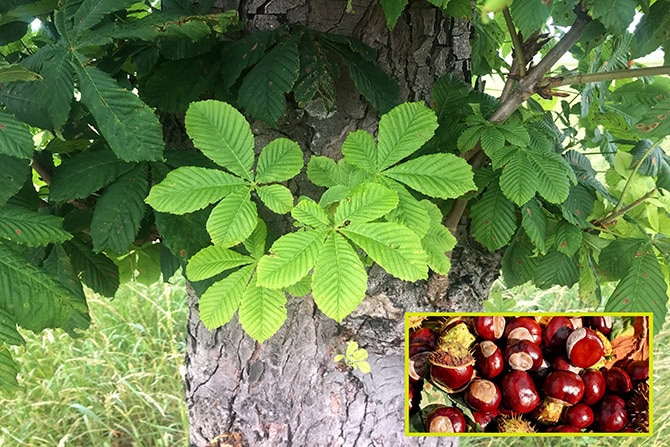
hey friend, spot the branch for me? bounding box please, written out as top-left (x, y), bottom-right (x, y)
top-left (594, 189), bottom-right (657, 228)
top-left (503, 7), bottom-right (526, 77)
top-left (31, 155), bottom-right (52, 185)
top-left (545, 65), bottom-right (670, 88)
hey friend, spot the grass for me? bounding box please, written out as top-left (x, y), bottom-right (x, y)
top-left (0, 282), bottom-right (189, 447)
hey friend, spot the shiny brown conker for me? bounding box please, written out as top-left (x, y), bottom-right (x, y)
top-left (595, 395), bottom-right (628, 432)
top-left (426, 406), bottom-right (467, 433)
top-left (566, 328), bottom-right (604, 368)
top-left (500, 370), bottom-right (540, 414)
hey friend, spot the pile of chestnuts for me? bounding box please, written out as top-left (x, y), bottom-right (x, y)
top-left (407, 315), bottom-right (650, 434)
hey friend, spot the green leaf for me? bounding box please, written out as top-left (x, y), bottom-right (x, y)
top-left (457, 126), bottom-right (483, 153)
top-left (341, 130), bottom-right (377, 173)
top-left (206, 189), bottom-right (258, 247)
top-left (470, 184), bottom-right (517, 251)
top-left (0, 346), bottom-right (18, 392)
top-left (501, 231), bottom-right (540, 287)
top-left (292, 197), bottom-right (331, 229)
top-left (562, 184), bottom-right (596, 227)
top-left (534, 250), bottom-right (579, 289)
top-left (256, 229), bottom-right (327, 289)
top-left (243, 219), bottom-right (267, 260)
top-left (334, 182), bottom-right (398, 225)
top-left (239, 283), bottom-right (287, 342)
top-left (237, 38), bottom-right (300, 126)
top-left (526, 148), bottom-right (572, 204)
top-left (65, 238), bottom-right (120, 297)
top-left (384, 182), bottom-right (431, 239)
top-left (146, 166), bottom-right (248, 214)
top-left (198, 265), bottom-right (254, 330)
top-left (380, 0), bottom-right (408, 29)
top-left (220, 29), bottom-right (279, 88)
top-left (587, 0), bottom-right (636, 34)
top-left (185, 100), bottom-right (255, 180)
top-left (0, 206), bottom-right (71, 247)
top-left (0, 155), bottom-right (30, 207)
top-left (0, 241), bottom-right (88, 332)
top-left (75, 65), bottom-right (164, 162)
top-left (340, 222), bottom-right (428, 281)
top-left (154, 210), bottom-right (211, 262)
top-left (499, 150), bottom-right (538, 206)
top-left (255, 138), bottom-right (304, 183)
top-left (0, 63), bottom-right (40, 82)
top-left (284, 273), bottom-right (311, 297)
top-left (90, 164), bottom-right (148, 254)
top-left (306, 156), bottom-right (339, 187)
top-left (0, 308), bottom-right (24, 346)
top-left (376, 102), bottom-right (438, 171)
top-left (72, 0), bottom-right (136, 32)
top-left (186, 245), bottom-right (254, 281)
top-left (554, 221), bottom-right (582, 258)
top-left (521, 198), bottom-right (547, 252)
top-left (632, 0), bottom-right (670, 58)
top-left (509, 0), bottom-right (551, 37)
top-left (599, 239), bottom-right (648, 280)
top-left (0, 111), bottom-right (33, 159)
top-left (605, 247), bottom-right (668, 334)
top-left (497, 121), bottom-right (531, 148)
top-left (256, 184), bottom-right (294, 214)
top-left (50, 148), bottom-right (135, 201)
top-left (383, 154), bottom-right (475, 199)
top-left (480, 126), bottom-right (505, 155)
top-left (422, 219), bottom-right (457, 276)
top-left (33, 44), bottom-right (74, 130)
top-left (312, 232), bottom-right (368, 322)
top-left (294, 32), bottom-right (338, 110)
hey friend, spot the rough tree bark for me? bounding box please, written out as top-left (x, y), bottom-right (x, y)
top-left (183, 1), bottom-right (501, 445)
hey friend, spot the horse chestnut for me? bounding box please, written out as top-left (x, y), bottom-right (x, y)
top-left (425, 406), bottom-right (467, 433)
top-left (505, 317), bottom-right (542, 345)
top-left (566, 328), bottom-right (604, 368)
top-left (626, 360), bottom-right (649, 382)
top-left (595, 395), bottom-right (628, 432)
top-left (581, 369), bottom-right (606, 405)
top-left (504, 339), bottom-right (543, 371)
top-left (465, 379), bottom-right (502, 413)
top-left (534, 371), bottom-right (584, 424)
top-left (563, 402), bottom-right (594, 429)
top-left (473, 316), bottom-right (505, 340)
top-left (429, 351), bottom-right (474, 393)
top-left (605, 367), bottom-right (633, 395)
top-left (543, 316), bottom-right (573, 353)
top-left (587, 316), bottom-right (613, 335)
top-left (500, 371), bottom-right (540, 414)
top-left (474, 341), bottom-right (504, 379)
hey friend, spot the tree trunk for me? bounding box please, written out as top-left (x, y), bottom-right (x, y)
top-left (184, 1), bottom-right (500, 445)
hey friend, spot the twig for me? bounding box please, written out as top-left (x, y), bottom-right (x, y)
top-left (503, 7), bottom-right (526, 77)
top-left (544, 65), bottom-right (670, 88)
top-left (612, 140), bottom-right (661, 214)
top-left (31, 155), bottom-right (52, 185)
top-left (594, 189), bottom-right (657, 228)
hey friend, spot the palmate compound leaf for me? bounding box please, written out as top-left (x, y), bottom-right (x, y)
top-left (376, 102), bottom-right (438, 171)
top-left (0, 345), bottom-right (18, 392)
top-left (255, 138), bottom-right (304, 183)
top-left (185, 100), bottom-right (254, 180)
top-left (384, 181), bottom-right (431, 239)
top-left (499, 149), bottom-right (539, 206)
top-left (187, 245), bottom-right (254, 282)
top-left (244, 218), bottom-right (268, 260)
top-left (75, 65), bottom-right (164, 162)
top-left (256, 184), bottom-right (294, 214)
top-left (0, 110), bottom-right (33, 159)
top-left (340, 222), bottom-right (428, 281)
top-left (470, 183), bottom-right (517, 251)
top-left (0, 206), bottom-right (72, 247)
top-left (291, 197), bottom-right (331, 229)
top-left (146, 167), bottom-right (248, 214)
top-left (237, 37), bottom-right (300, 126)
top-left (382, 154), bottom-right (475, 199)
top-left (334, 182), bottom-right (398, 225)
top-left (0, 241), bottom-right (89, 333)
top-left (198, 265), bottom-right (254, 330)
top-left (206, 189), bottom-right (258, 247)
top-left (256, 229), bottom-right (327, 289)
top-left (341, 130), bottom-right (377, 174)
top-left (312, 232), bottom-right (367, 322)
top-left (239, 283), bottom-right (287, 342)
top-left (605, 246), bottom-right (668, 335)
top-left (90, 164), bottom-right (149, 254)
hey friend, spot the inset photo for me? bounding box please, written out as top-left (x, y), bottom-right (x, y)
top-left (406, 313), bottom-right (652, 436)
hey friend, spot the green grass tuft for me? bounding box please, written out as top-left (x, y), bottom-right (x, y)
top-left (0, 282), bottom-right (189, 447)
